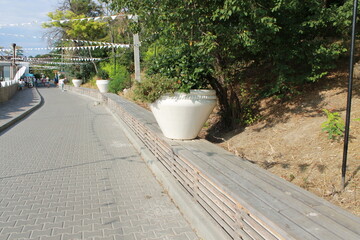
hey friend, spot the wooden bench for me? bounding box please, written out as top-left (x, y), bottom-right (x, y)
top-left (68, 86), bottom-right (360, 240)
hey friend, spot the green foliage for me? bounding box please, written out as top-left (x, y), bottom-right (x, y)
top-left (43, 10), bottom-right (108, 40)
top-left (133, 74), bottom-right (180, 103)
top-left (321, 109), bottom-right (345, 140)
top-left (108, 65), bottom-right (131, 93)
top-left (34, 73), bottom-right (41, 79)
top-left (42, 0), bottom-right (134, 86)
top-left (105, 0), bottom-right (353, 127)
top-left (96, 69), bottom-right (109, 79)
top-left (147, 44), bottom-right (212, 93)
top-left (74, 72), bottom-right (83, 79)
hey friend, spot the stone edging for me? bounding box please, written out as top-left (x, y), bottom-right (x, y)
top-left (0, 87), bottom-right (43, 133)
top-left (65, 85), bottom-right (360, 240)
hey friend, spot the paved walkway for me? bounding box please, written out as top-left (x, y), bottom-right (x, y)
top-left (0, 87), bottom-right (199, 240)
top-left (0, 88), bottom-right (41, 132)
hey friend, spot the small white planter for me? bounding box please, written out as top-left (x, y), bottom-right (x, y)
top-left (96, 80), bottom-right (110, 93)
top-left (150, 89), bottom-right (217, 140)
top-left (72, 79), bottom-right (82, 87)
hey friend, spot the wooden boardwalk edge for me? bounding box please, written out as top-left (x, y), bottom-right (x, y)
top-left (67, 86), bottom-right (360, 240)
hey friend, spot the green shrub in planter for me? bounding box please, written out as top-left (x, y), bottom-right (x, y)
top-left (96, 69), bottom-right (109, 80)
top-left (74, 72), bottom-right (82, 79)
top-left (133, 74), bottom-right (180, 103)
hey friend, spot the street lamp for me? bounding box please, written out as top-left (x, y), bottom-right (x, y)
top-left (10, 43), bottom-right (16, 80)
top-left (342, 0), bottom-right (358, 189)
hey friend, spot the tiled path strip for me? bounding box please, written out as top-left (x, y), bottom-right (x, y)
top-left (0, 87), bottom-right (41, 132)
top-left (0, 88), bottom-right (199, 240)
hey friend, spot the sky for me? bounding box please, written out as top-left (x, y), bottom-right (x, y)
top-left (0, 0), bottom-right (61, 56)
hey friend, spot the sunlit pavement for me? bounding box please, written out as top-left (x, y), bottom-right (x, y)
top-left (0, 88), bottom-right (198, 240)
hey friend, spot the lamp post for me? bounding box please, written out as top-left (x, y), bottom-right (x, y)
top-left (342, 0), bottom-right (358, 189)
top-left (10, 43), bottom-right (16, 80)
top-left (132, 15), bottom-right (141, 82)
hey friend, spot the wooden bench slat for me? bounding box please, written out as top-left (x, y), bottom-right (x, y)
top-left (185, 140), bottom-right (360, 232)
top-left (172, 145), bottom-right (313, 239)
top-left (174, 143), bottom-right (358, 239)
top-left (74, 90), bottom-right (360, 240)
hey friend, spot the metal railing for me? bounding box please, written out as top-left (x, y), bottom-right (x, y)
top-left (0, 79), bottom-right (19, 87)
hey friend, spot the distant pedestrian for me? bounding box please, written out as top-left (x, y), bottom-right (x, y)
top-left (45, 77), bottom-right (50, 88)
top-left (18, 79), bottom-right (25, 90)
top-left (59, 78), bottom-right (65, 92)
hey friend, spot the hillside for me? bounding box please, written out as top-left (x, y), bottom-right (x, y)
top-left (208, 68), bottom-right (360, 216)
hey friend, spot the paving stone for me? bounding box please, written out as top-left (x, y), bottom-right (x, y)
top-left (22, 224), bottom-right (44, 233)
top-left (0, 88), bottom-right (199, 240)
top-left (35, 217), bottom-right (56, 225)
top-left (30, 229), bottom-right (52, 238)
top-left (40, 235), bottom-right (62, 240)
top-left (43, 222), bottom-right (63, 230)
top-left (62, 232), bottom-right (82, 240)
top-left (0, 220), bottom-right (16, 228)
top-left (16, 218), bottom-right (36, 227)
top-left (83, 229), bottom-right (104, 239)
top-left (1, 226), bottom-right (23, 234)
top-left (52, 226), bottom-right (73, 235)
top-left (122, 225), bottom-right (143, 235)
top-left (7, 231), bottom-right (32, 240)
top-left (94, 236), bottom-right (114, 240)
top-left (63, 219), bottom-right (83, 228)
top-left (135, 231), bottom-right (156, 240)
top-left (73, 224), bottom-right (92, 233)
top-left (155, 228), bottom-right (175, 238)
top-left (169, 234), bottom-right (190, 240)
top-left (103, 227), bottom-right (123, 236)
top-left (186, 232), bottom-right (199, 240)
top-left (141, 224), bottom-right (163, 233)
top-left (114, 233), bottom-right (136, 240)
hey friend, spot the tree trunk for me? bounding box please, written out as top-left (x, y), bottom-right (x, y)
top-left (88, 48), bottom-right (98, 74)
top-left (209, 54), bottom-right (242, 129)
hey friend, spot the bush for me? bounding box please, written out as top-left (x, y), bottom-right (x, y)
top-left (97, 69), bottom-right (109, 80)
top-left (108, 65), bottom-right (131, 93)
top-left (132, 74), bottom-right (180, 103)
top-left (321, 109), bottom-right (345, 140)
top-left (146, 44), bottom-right (212, 93)
top-left (74, 72), bottom-right (82, 79)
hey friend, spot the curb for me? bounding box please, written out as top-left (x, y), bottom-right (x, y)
top-left (0, 88), bottom-right (43, 133)
top-left (65, 87), bottom-right (230, 239)
top-left (107, 107), bottom-right (230, 240)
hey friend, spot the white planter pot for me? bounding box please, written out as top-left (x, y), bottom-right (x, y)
top-left (150, 89), bottom-right (217, 140)
top-left (72, 79), bottom-right (82, 87)
top-left (96, 80), bottom-right (110, 93)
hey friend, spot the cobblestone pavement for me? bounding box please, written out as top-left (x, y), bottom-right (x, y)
top-left (0, 88), bottom-right (199, 240)
top-left (0, 88), bottom-right (41, 131)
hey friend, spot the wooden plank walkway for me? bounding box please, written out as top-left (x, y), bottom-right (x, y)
top-left (67, 86), bottom-right (360, 240)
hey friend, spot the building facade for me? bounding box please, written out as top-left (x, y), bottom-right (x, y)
top-left (0, 58), bottom-right (30, 82)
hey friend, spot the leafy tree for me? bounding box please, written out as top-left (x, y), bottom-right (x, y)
top-left (43, 0), bottom-right (110, 80)
top-left (108, 0), bottom-right (351, 128)
top-left (43, 0), bottom-right (134, 85)
top-left (59, 0), bottom-right (102, 16)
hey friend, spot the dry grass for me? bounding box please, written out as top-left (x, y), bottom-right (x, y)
top-left (123, 71), bottom-right (360, 216)
top-left (215, 71), bottom-right (360, 216)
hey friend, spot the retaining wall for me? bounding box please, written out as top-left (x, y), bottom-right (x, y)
top-left (0, 84), bottom-right (17, 103)
top-left (66, 85), bottom-right (360, 240)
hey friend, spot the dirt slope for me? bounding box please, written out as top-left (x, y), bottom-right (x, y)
top-left (216, 71), bottom-right (360, 216)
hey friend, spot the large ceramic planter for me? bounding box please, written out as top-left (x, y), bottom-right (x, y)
top-left (96, 80), bottom-right (110, 93)
top-left (150, 89), bottom-right (217, 140)
top-left (72, 79), bottom-right (82, 87)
